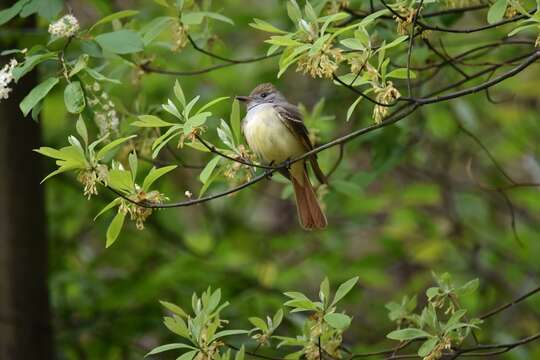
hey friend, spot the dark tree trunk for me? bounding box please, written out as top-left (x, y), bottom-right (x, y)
top-left (0, 16), bottom-right (53, 360)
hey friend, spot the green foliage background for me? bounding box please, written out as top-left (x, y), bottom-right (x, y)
top-left (2, 0), bottom-right (540, 358)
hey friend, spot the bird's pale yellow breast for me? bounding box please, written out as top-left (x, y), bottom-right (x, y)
top-left (243, 104), bottom-right (305, 165)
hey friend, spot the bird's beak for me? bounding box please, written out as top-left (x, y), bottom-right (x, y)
top-left (235, 95), bottom-right (251, 102)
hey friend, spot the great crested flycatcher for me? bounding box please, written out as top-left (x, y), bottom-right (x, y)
top-left (236, 83), bottom-right (327, 230)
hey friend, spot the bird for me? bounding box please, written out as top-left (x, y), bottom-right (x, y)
top-left (236, 83), bottom-right (327, 230)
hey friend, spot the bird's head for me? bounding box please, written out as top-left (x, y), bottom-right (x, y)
top-left (236, 83), bottom-right (286, 109)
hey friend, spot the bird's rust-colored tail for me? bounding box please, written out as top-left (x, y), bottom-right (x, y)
top-left (291, 168), bottom-right (327, 230)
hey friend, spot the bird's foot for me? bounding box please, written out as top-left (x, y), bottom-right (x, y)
top-left (283, 158), bottom-right (292, 170)
top-left (264, 161), bottom-right (275, 180)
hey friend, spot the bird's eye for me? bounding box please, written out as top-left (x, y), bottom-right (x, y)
top-left (260, 92), bottom-right (268, 98)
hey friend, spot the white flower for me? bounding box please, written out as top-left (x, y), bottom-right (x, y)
top-left (48, 15), bottom-right (80, 38)
top-left (184, 190), bottom-right (193, 198)
top-left (0, 59), bottom-right (17, 101)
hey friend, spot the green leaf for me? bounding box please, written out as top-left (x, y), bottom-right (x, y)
top-left (273, 309), bottom-right (284, 328)
top-left (181, 11), bottom-right (234, 25)
top-left (145, 343), bottom-right (196, 357)
top-left (249, 317), bottom-right (269, 332)
top-left (96, 135), bottom-right (137, 160)
top-left (174, 80), bottom-right (186, 107)
top-left (284, 299), bottom-right (317, 311)
top-left (108, 169), bottom-right (134, 193)
top-left (459, 278), bottom-right (479, 296)
top-left (89, 10), bottom-right (139, 32)
top-left (139, 16), bottom-right (175, 45)
top-left (95, 30), bottom-right (144, 54)
top-left (76, 115), bottom-right (88, 145)
top-left (37, 0), bottom-right (62, 20)
top-left (159, 300), bottom-right (188, 317)
top-left (331, 276), bottom-right (358, 306)
top-left (387, 68), bottom-right (416, 79)
top-left (142, 165), bottom-right (177, 191)
top-left (0, 0), bottom-right (29, 26)
top-left (176, 350), bottom-right (199, 360)
top-left (284, 291), bottom-right (310, 301)
top-left (249, 18), bottom-right (287, 33)
top-left (235, 345), bottom-right (245, 360)
top-left (20, 77), bottom-right (59, 116)
top-left (488, 0), bottom-right (507, 24)
top-left (128, 151), bottom-right (138, 182)
top-left (340, 38), bottom-right (365, 51)
top-left (196, 96), bottom-right (229, 115)
top-left (64, 81), bottom-right (86, 114)
top-left (84, 67), bottom-right (121, 84)
top-left (230, 99), bottom-right (241, 144)
top-left (387, 328), bottom-right (431, 341)
top-left (132, 115), bottom-right (175, 128)
top-left (324, 313), bottom-right (351, 330)
top-left (184, 96), bottom-right (200, 118)
top-left (346, 97), bottom-right (362, 122)
top-left (286, 0), bottom-right (302, 23)
top-left (418, 337), bottom-right (438, 358)
top-left (94, 198), bottom-right (122, 220)
top-left (164, 316), bottom-right (190, 338)
top-left (12, 52), bottom-right (57, 82)
top-left (199, 156), bottom-right (220, 184)
top-left (265, 35), bottom-right (303, 47)
top-left (106, 211), bottom-right (125, 248)
top-left (320, 277), bottom-right (330, 304)
top-left (69, 54), bottom-right (89, 77)
top-left (210, 330), bottom-right (248, 343)
top-left (426, 287), bottom-right (440, 300)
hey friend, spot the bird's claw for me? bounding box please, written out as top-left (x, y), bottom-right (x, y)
top-left (264, 161), bottom-right (276, 180)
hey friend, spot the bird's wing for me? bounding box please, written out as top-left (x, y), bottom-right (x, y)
top-left (274, 103), bottom-right (313, 151)
top-left (275, 103), bottom-right (327, 185)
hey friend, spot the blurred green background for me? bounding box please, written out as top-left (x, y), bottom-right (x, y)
top-left (1, 0), bottom-right (540, 359)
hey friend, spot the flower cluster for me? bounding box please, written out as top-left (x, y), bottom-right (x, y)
top-left (77, 164), bottom-right (108, 199)
top-left (394, 5), bottom-right (422, 36)
top-left (85, 82), bottom-right (120, 137)
top-left (425, 337), bottom-right (452, 360)
top-left (120, 190), bottom-right (167, 230)
top-left (324, 0), bottom-right (350, 15)
top-left (48, 14), bottom-right (80, 38)
top-left (303, 313), bottom-right (343, 360)
top-left (223, 145), bottom-right (256, 184)
top-left (173, 21), bottom-right (189, 51)
top-left (373, 82), bottom-right (400, 124)
top-left (297, 42), bottom-right (344, 79)
top-left (179, 125), bottom-right (206, 148)
top-left (0, 59), bottom-right (17, 101)
top-left (444, 0), bottom-right (481, 8)
top-left (347, 53), bottom-right (369, 74)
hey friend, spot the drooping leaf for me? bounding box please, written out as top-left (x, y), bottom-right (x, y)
top-left (0, 0), bottom-right (30, 26)
top-left (95, 30), bottom-right (144, 54)
top-left (487, 0), bottom-right (508, 24)
top-left (145, 343), bottom-right (196, 357)
top-left (20, 77), bottom-right (59, 116)
top-left (324, 313), bottom-right (351, 330)
top-left (199, 156), bottom-right (220, 184)
top-left (64, 81), bottom-right (86, 114)
top-left (387, 328), bottom-right (431, 341)
top-left (106, 211), bottom-right (126, 248)
top-left (132, 115), bottom-right (174, 128)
